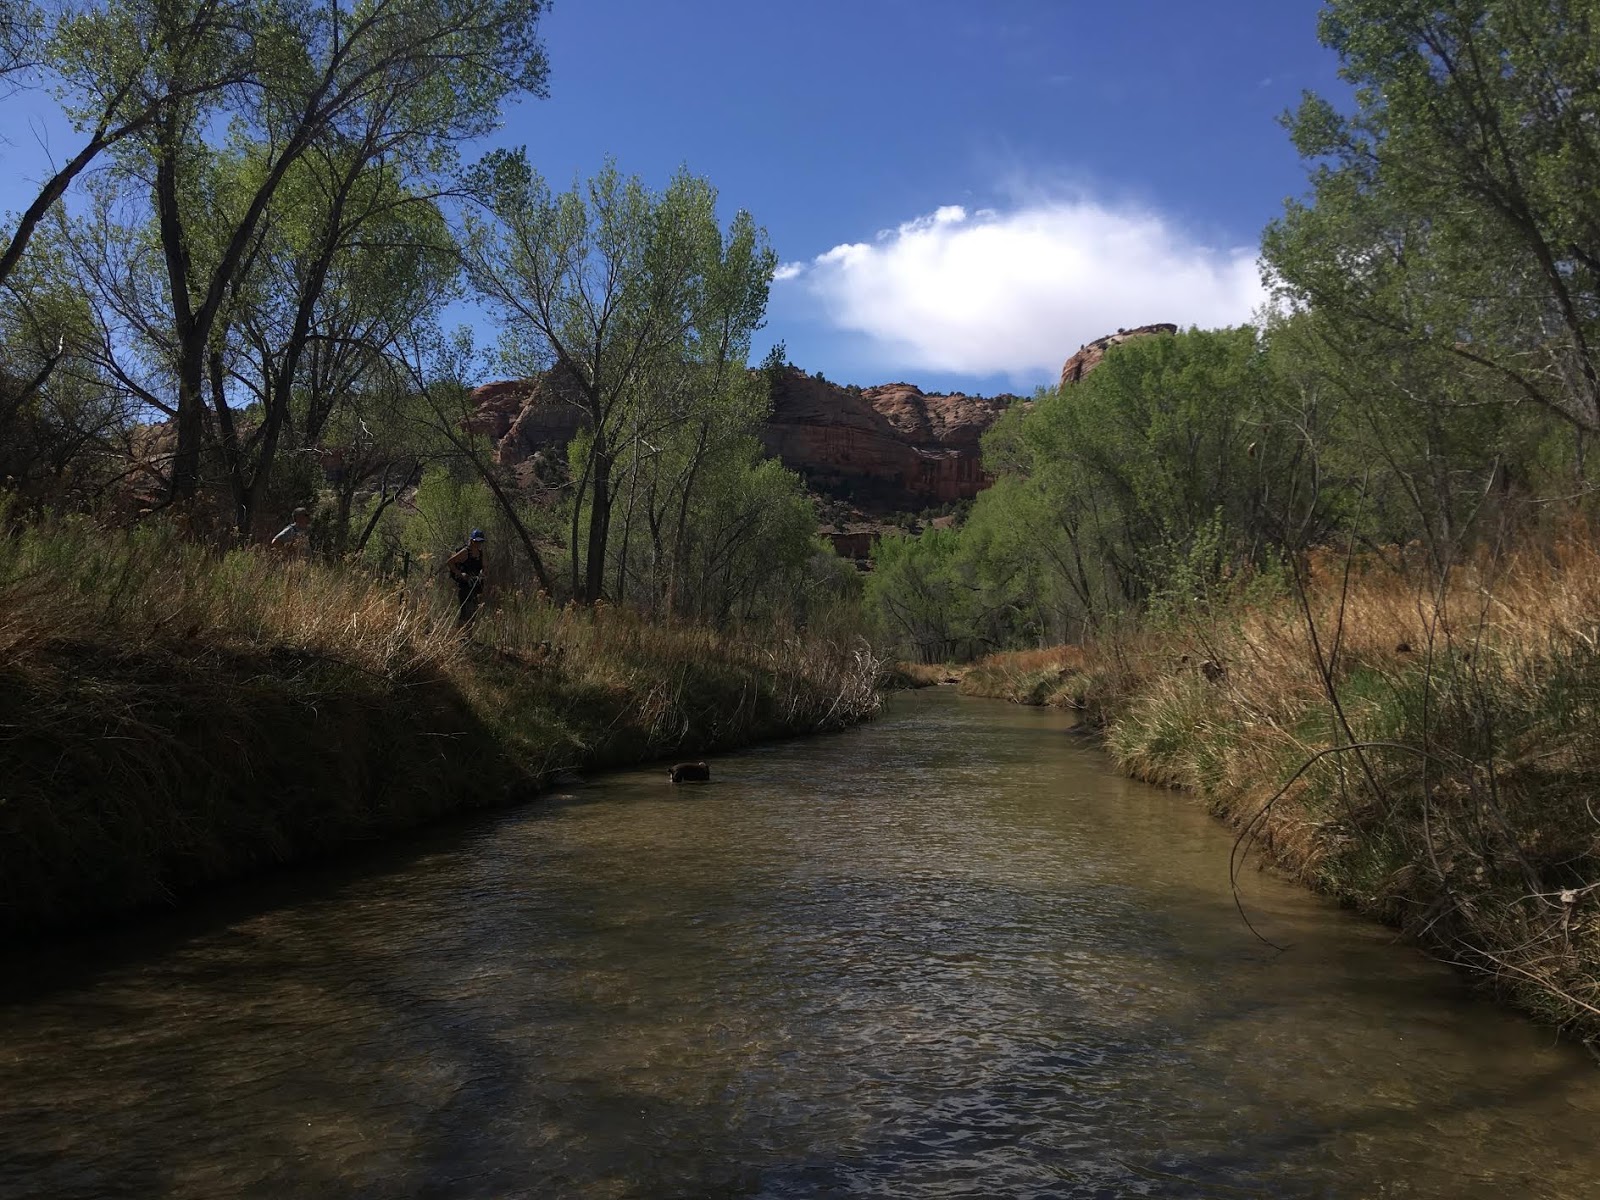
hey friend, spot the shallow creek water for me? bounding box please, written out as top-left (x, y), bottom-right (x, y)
top-left (2, 689), bottom-right (1598, 1198)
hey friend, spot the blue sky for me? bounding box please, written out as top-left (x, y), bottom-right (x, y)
top-left (0, 0), bottom-right (1346, 395)
top-left (502, 0), bottom-right (1346, 394)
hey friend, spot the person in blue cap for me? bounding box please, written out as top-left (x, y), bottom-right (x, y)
top-left (446, 528), bottom-right (487, 625)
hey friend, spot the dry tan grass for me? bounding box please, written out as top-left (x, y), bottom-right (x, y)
top-left (958, 644), bottom-right (1090, 706)
top-left (0, 512), bottom-right (883, 937)
top-left (879, 661), bottom-right (960, 689)
top-left (0, 516), bottom-right (460, 678)
top-left (964, 532), bottom-right (1600, 1036)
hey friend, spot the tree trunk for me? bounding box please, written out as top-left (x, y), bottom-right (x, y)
top-left (665, 420), bottom-right (711, 619)
top-left (154, 115), bottom-right (205, 505)
top-left (584, 439), bottom-right (612, 603)
top-left (208, 348), bottom-right (251, 534)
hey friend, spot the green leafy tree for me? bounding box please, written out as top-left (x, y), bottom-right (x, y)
top-left (80, 0), bottom-right (552, 503)
top-left (867, 328), bottom-right (1340, 652)
top-left (0, 0), bottom-right (262, 292)
top-left (866, 527), bottom-right (984, 663)
top-left (465, 157), bottom-right (778, 604)
top-left (1264, 0), bottom-right (1600, 437)
top-left (214, 153), bottom-right (458, 536)
top-left (1013, 328), bottom-right (1328, 604)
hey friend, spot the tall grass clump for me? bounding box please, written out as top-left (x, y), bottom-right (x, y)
top-left (878, 661), bottom-right (957, 690)
top-left (958, 645), bottom-right (1088, 707)
top-left (963, 533), bottom-right (1600, 1039)
top-left (0, 512), bottom-right (882, 938)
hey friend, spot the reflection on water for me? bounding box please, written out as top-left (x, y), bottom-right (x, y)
top-left (2, 690), bottom-right (1597, 1198)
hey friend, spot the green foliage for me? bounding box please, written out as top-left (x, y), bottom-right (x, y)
top-left (357, 463), bottom-right (549, 597)
top-left (1264, 0), bottom-right (1600, 436)
top-left (759, 340), bottom-right (789, 393)
top-left (396, 467), bottom-right (491, 565)
top-left (20, 0), bottom-right (553, 507)
top-left (465, 155), bottom-right (784, 611)
top-left (868, 327), bottom-right (1334, 655)
top-left (865, 526), bottom-right (1000, 663)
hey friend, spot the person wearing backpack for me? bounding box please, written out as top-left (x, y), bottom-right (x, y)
top-left (446, 529), bottom-right (487, 626)
top-left (269, 507), bottom-right (313, 557)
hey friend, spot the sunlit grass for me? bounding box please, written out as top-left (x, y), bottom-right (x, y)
top-left (959, 530), bottom-right (1600, 1036)
top-left (0, 511), bottom-right (882, 937)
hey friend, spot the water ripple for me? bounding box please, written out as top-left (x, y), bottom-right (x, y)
top-left (2, 692), bottom-right (1597, 1199)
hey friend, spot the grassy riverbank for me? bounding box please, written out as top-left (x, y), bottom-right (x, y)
top-left (0, 516), bottom-right (881, 939)
top-left (879, 661), bottom-right (962, 690)
top-left (962, 542), bottom-right (1600, 1041)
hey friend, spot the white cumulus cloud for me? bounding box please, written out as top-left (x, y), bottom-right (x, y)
top-left (780, 198), bottom-right (1266, 382)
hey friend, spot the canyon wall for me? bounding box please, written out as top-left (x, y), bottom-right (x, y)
top-left (757, 369), bottom-right (1015, 509)
top-left (1059, 323), bottom-right (1178, 388)
top-left (464, 324), bottom-right (1174, 516)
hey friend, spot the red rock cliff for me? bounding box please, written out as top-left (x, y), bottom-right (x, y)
top-left (1059, 323), bottom-right (1177, 388)
top-left (758, 369), bottom-right (1015, 508)
top-left (465, 323), bottom-right (1176, 517)
top-left (467, 366), bottom-right (1018, 513)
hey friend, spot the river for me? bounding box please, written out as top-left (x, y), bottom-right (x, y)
top-left (2, 689), bottom-right (1597, 1198)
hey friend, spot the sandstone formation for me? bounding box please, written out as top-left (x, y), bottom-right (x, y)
top-left (465, 366), bottom-right (1018, 515)
top-left (465, 369), bottom-right (587, 490)
top-left (1059, 323), bottom-right (1177, 389)
top-left (759, 369), bottom-right (1015, 510)
top-left (468, 372), bottom-right (586, 467)
top-left (463, 378), bottom-right (534, 443)
top-left (463, 323), bottom-right (1176, 522)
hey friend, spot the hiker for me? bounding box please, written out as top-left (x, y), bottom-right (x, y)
top-left (446, 529), bottom-right (487, 625)
top-left (270, 507), bottom-right (313, 557)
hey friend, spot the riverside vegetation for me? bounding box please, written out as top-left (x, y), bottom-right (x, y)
top-left (0, 3), bottom-right (884, 932)
top-left (0, 512), bottom-right (880, 938)
top-left (957, 543), bottom-right (1600, 1041)
top-left (868, 0), bottom-right (1600, 1040)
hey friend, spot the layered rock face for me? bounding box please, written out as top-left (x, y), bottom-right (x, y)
top-left (468, 372), bottom-right (587, 461)
top-left (466, 370), bottom-right (587, 490)
top-left (466, 367), bottom-right (1018, 513)
top-left (1059, 323), bottom-right (1177, 388)
top-left (758, 369), bottom-right (1014, 509)
top-left (464, 323), bottom-right (1173, 517)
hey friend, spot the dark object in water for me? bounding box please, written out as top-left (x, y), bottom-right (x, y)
top-left (668, 762), bottom-right (710, 784)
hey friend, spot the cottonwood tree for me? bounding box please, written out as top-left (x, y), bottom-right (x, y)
top-left (464, 157), bottom-right (779, 605)
top-left (864, 329), bottom-right (1346, 652)
top-left (1264, 0), bottom-right (1600, 440)
top-left (0, 0), bottom-right (263, 292)
top-left (611, 210), bottom-right (778, 615)
top-left (394, 326), bottom-right (557, 593)
top-left (0, 239), bottom-right (125, 504)
top-left (657, 448), bottom-right (819, 624)
top-left (0, 1), bottom-right (34, 73)
top-left (77, 0), bottom-right (549, 504)
top-left (866, 528), bottom-right (988, 664)
top-left (0, 0), bottom-right (262, 459)
top-left (212, 154), bottom-right (459, 535)
top-left (1015, 328), bottom-right (1329, 605)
